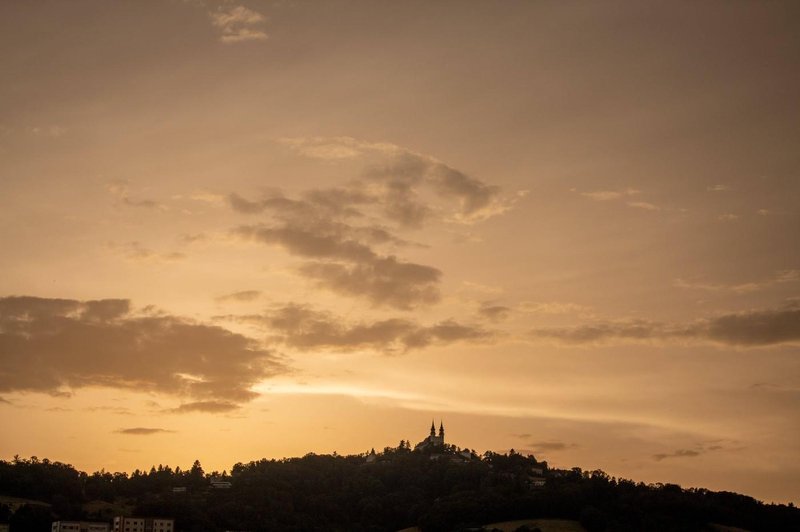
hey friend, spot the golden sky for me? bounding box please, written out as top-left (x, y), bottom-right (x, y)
top-left (1, 0), bottom-right (799, 504)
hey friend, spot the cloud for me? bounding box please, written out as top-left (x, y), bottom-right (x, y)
top-left (233, 304), bottom-right (491, 354)
top-left (530, 303), bottom-right (800, 347)
top-left (298, 258), bottom-right (441, 310)
top-left (0, 296), bottom-right (287, 405)
top-left (674, 270), bottom-right (798, 294)
top-left (707, 184), bottom-right (731, 192)
top-left (88, 406), bottom-right (133, 416)
top-left (280, 136), bottom-right (515, 224)
top-left (702, 305), bottom-right (800, 346)
top-left (580, 188), bottom-right (640, 201)
top-left (189, 191), bottom-right (226, 205)
top-left (277, 136), bottom-right (400, 161)
top-left (527, 440), bottom-right (577, 452)
top-left (235, 223), bottom-right (377, 263)
top-left (532, 320), bottom-right (664, 344)
top-left (651, 441), bottom-right (734, 462)
top-left (122, 197), bottom-right (164, 210)
top-left (209, 4), bottom-right (268, 43)
top-left (215, 290), bottom-right (262, 303)
top-left (364, 151), bottom-right (508, 224)
top-left (718, 213), bottom-right (739, 221)
top-left (576, 188), bottom-right (662, 211)
top-left (478, 304), bottom-right (511, 322)
top-left (115, 427), bottom-right (174, 435)
top-left (231, 138), bottom-right (514, 307)
top-left (652, 449), bottom-right (702, 461)
top-left (168, 401), bottom-right (240, 414)
top-left (0, 396), bottom-right (11, 405)
top-left (232, 192), bottom-right (440, 309)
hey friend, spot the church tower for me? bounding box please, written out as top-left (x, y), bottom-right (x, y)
top-left (415, 419), bottom-right (446, 451)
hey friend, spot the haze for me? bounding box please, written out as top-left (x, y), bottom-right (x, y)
top-left (1, 0), bottom-right (798, 505)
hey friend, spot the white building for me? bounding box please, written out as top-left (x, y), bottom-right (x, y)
top-left (112, 517), bottom-right (174, 532)
top-left (52, 522), bottom-right (110, 532)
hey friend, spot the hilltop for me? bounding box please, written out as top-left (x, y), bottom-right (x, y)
top-left (0, 443), bottom-right (797, 532)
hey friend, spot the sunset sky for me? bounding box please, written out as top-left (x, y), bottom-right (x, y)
top-left (1, 0), bottom-right (799, 505)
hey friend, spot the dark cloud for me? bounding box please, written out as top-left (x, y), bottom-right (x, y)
top-left (231, 140), bottom-right (511, 308)
top-left (169, 401), bottom-right (240, 414)
top-left (215, 290), bottom-right (262, 303)
top-left (479, 304), bottom-right (511, 322)
top-left (232, 187), bottom-right (437, 309)
top-left (530, 304), bottom-right (800, 347)
top-left (115, 427), bottom-right (174, 435)
top-left (229, 189), bottom-right (370, 219)
top-left (299, 258), bottom-right (441, 310)
top-left (531, 320), bottom-right (667, 344)
top-left (364, 153), bottom-right (435, 227)
top-left (301, 187), bottom-right (373, 218)
top-left (0, 296), bottom-right (286, 405)
top-left (236, 304), bottom-right (491, 354)
top-left (703, 306), bottom-right (800, 346)
top-left (0, 396), bottom-right (11, 405)
top-left (237, 223), bottom-right (439, 309)
top-left (363, 150), bottom-right (505, 223)
top-left (383, 192), bottom-right (431, 229)
top-left (236, 223), bottom-right (376, 262)
top-left (430, 163), bottom-right (500, 217)
top-left (527, 440), bottom-right (576, 452)
top-left (652, 449), bottom-right (702, 461)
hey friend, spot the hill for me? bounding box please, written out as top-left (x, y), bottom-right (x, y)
top-left (0, 446), bottom-right (798, 531)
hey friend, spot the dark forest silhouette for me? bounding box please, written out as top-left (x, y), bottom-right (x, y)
top-left (0, 444), bottom-right (798, 531)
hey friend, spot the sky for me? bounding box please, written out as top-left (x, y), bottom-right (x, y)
top-left (1, 0), bottom-right (799, 505)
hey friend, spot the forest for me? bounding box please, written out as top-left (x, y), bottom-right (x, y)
top-left (0, 444), bottom-right (798, 531)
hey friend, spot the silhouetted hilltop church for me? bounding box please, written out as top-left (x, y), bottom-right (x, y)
top-left (414, 420), bottom-right (445, 451)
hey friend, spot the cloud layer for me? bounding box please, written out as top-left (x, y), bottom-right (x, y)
top-left (0, 296), bottom-right (286, 405)
top-left (228, 304), bottom-right (492, 354)
top-left (232, 189), bottom-right (442, 309)
top-left (282, 136), bottom-right (512, 224)
top-left (530, 304), bottom-right (800, 347)
top-left (229, 138), bottom-right (518, 310)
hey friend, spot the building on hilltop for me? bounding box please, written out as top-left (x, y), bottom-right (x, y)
top-left (414, 420), bottom-right (445, 451)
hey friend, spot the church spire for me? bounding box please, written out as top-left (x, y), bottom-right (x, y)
top-left (439, 420), bottom-right (445, 438)
top-left (430, 419), bottom-right (436, 436)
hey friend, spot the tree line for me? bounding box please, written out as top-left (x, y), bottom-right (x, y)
top-left (0, 446), bottom-right (798, 531)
